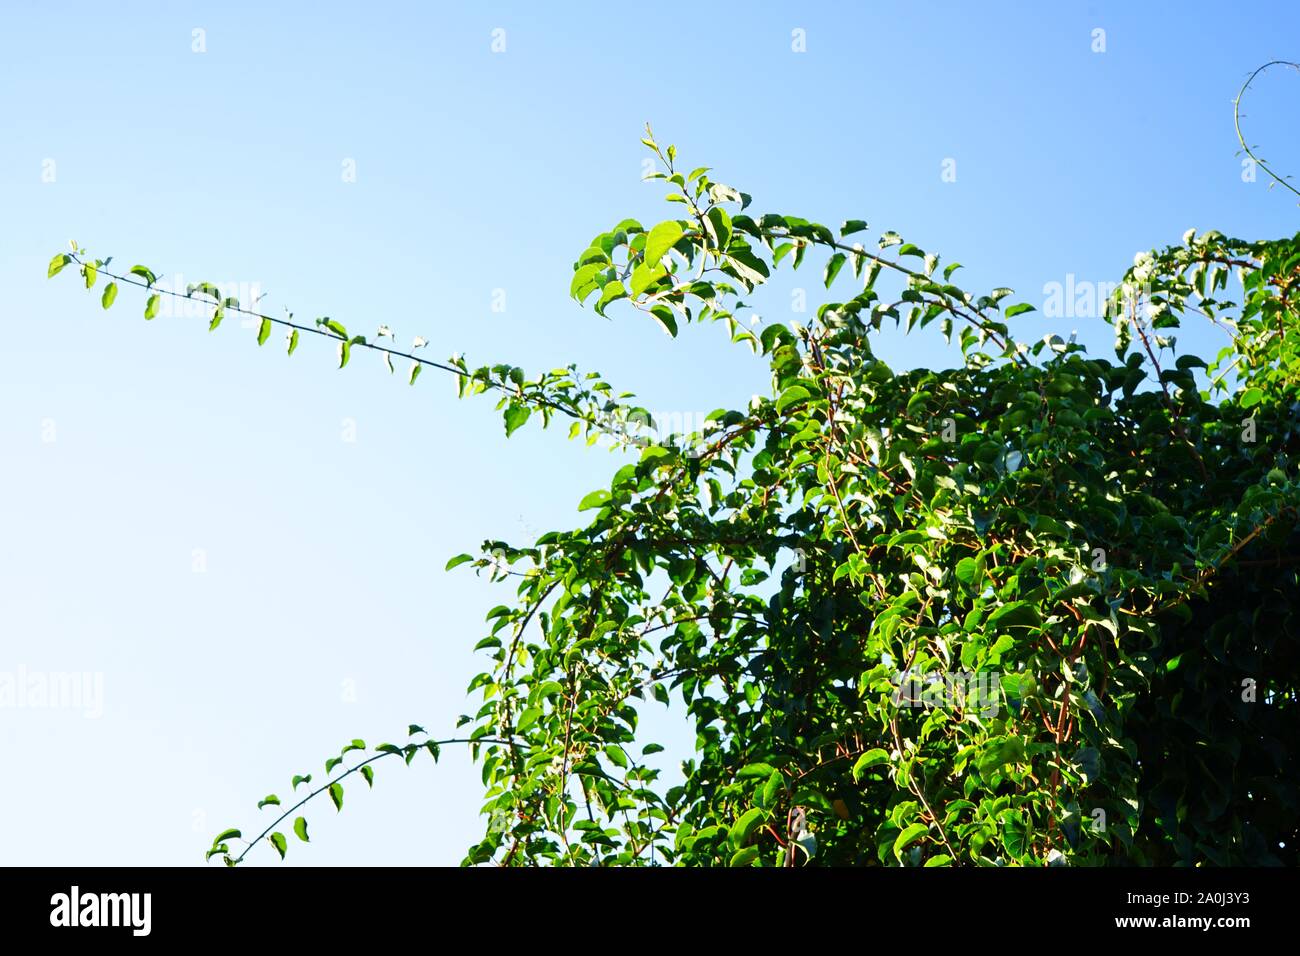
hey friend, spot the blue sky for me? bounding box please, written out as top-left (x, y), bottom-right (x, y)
top-left (2, 1), bottom-right (1297, 865)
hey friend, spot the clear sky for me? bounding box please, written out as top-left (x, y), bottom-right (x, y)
top-left (2, 1), bottom-right (1297, 865)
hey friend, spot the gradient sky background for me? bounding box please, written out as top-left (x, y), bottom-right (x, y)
top-left (2, 1), bottom-right (1298, 865)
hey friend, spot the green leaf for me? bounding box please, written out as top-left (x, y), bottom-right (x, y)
top-left (570, 262), bottom-right (605, 300)
top-left (709, 182), bottom-right (744, 205)
top-left (893, 823), bottom-right (929, 861)
top-left (595, 281), bottom-right (627, 316)
top-left (129, 265), bottom-right (157, 287)
top-left (48, 253), bottom-right (71, 278)
top-left (329, 782), bottom-right (344, 812)
top-left (977, 737), bottom-right (1026, 776)
top-left (269, 832), bottom-right (287, 859)
top-left (1075, 746), bottom-right (1101, 783)
top-left (706, 206), bottom-right (732, 249)
top-left (1000, 809), bottom-right (1029, 856)
top-left (650, 305), bottom-right (678, 337)
top-left (726, 247), bottom-right (770, 286)
top-left (409, 362), bottom-right (422, 385)
top-left (987, 601), bottom-right (1041, 630)
top-left (504, 404), bottom-right (530, 437)
top-left (1240, 387), bottom-right (1263, 408)
top-left (731, 807), bottom-right (766, 848)
top-left (515, 705), bottom-right (541, 731)
top-left (644, 221), bottom-right (684, 265)
top-left (83, 262), bottom-right (98, 288)
top-left (575, 246), bottom-right (609, 268)
top-left (823, 252), bottom-right (847, 288)
top-left (776, 384), bottom-right (812, 414)
top-left (293, 817), bottom-right (310, 842)
top-left (445, 553), bottom-right (474, 571)
top-left (630, 262), bottom-right (666, 296)
top-left (287, 329), bottom-right (299, 355)
top-left (761, 769), bottom-right (783, 808)
top-left (578, 489), bottom-right (611, 511)
top-left (361, 765), bottom-right (375, 788)
top-left (1004, 303), bottom-right (1036, 318)
top-left (257, 317), bottom-right (272, 346)
top-left (852, 748), bottom-right (890, 781)
top-left (213, 828), bottom-right (241, 845)
top-left (144, 294), bottom-right (160, 320)
top-left (257, 794), bottom-right (280, 810)
top-left (955, 556), bottom-right (980, 585)
top-left (728, 845), bottom-right (761, 867)
top-left (841, 219), bottom-right (868, 236)
top-left (100, 282), bottom-right (117, 309)
top-left (291, 774), bottom-right (312, 790)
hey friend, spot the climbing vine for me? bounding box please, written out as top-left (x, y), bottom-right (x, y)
top-left (50, 117), bottom-right (1299, 867)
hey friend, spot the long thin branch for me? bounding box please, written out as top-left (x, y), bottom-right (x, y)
top-left (229, 735), bottom-right (519, 865)
top-left (762, 229), bottom-right (1031, 366)
top-left (66, 255), bottom-right (607, 427)
top-left (1234, 60), bottom-right (1300, 200)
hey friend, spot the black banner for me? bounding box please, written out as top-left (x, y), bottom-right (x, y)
top-left (1, 866), bottom-right (1286, 940)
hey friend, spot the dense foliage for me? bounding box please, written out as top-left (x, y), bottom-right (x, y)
top-left (51, 127), bottom-right (1298, 867)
